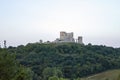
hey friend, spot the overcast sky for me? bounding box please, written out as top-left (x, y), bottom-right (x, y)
top-left (0, 0), bottom-right (120, 47)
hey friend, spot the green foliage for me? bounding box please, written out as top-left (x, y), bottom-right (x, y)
top-left (48, 76), bottom-right (59, 80)
top-left (42, 67), bottom-right (63, 80)
top-left (48, 76), bottom-right (68, 80)
top-left (14, 67), bottom-right (33, 80)
top-left (74, 78), bottom-right (81, 80)
top-left (59, 78), bottom-right (68, 80)
top-left (0, 50), bottom-right (33, 80)
top-left (0, 51), bottom-right (18, 80)
top-left (105, 78), bottom-right (109, 80)
top-left (6, 43), bottom-right (120, 80)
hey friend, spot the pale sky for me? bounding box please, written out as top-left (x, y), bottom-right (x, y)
top-left (0, 0), bottom-right (120, 47)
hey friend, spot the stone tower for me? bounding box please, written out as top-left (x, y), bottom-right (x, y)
top-left (60, 31), bottom-right (67, 40)
top-left (60, 31), bottom-right (75, 42)
top-left (78, 36), bottom-right (83, 44)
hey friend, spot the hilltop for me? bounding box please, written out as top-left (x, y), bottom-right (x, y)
top-left (5, 43), bottom-right (120, 80)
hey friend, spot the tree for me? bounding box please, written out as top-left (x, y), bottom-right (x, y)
top-left (75, 78), bottom-right (81, 80)
top-left (0, 51), bottom-right (33, 80)
top-left (48, 76), bottom-right (59, 80)
top-left (42, 67), bottom-right (63, 80)
top-left (14, 66), bottom-right (33, 80)
top-left (105, 78), bottom-right (109, 80)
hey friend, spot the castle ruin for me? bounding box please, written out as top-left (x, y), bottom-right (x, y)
top-left (54, 31), bottom-right (83, 44)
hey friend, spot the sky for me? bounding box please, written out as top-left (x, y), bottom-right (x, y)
top-left (0, 0), bottom-right (120, 47)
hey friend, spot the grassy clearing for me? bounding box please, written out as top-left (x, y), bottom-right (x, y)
top-left (81, 69), bottom-right (120, 80)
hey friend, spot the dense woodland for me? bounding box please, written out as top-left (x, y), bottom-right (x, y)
top-left (0, 43), bottom-right (120, 80)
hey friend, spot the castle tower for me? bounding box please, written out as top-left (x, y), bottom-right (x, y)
top-left (60, 31), bottom-right (75, 42)
top-left (60, 31), bottom-right (67, 40)
top-left (78, 36), bottom-right (83, 44)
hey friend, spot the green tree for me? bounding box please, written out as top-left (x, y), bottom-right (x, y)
top-left (14, 66), bottom-right (33, 80)
top-left (0, 51), bottom-right (33, 80)
top-left (59, 78), bottom-right (68, 80)
top-left (42, 67), bottom-right (63, 80)
top-left (105, 78), bottom-right (109, 80)
top-left (75, 78), bottom-right (81, 80)
top-left (48, 76), bottom-right (59, 80)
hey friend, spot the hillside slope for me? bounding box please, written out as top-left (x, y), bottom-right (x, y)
top-left (6, 43), bottom-right (120, 79)
top-left (82, 69), bottom-right (120, 80)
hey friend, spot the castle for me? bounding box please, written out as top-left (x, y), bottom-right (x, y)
top-left (54, 31), bottom-right (83, 44)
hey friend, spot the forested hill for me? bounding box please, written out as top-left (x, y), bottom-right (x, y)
top-left (7, 43), bottom-right (120, 80)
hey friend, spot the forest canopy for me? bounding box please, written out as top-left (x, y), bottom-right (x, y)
top-left (1, 43), bottom-right (120, 80)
